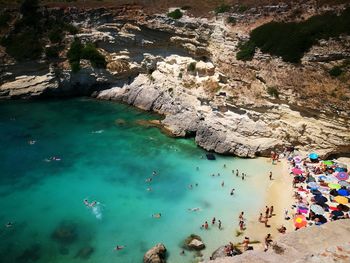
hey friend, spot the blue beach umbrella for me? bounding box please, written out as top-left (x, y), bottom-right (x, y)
top-left (314, 195), bottom-right (328, 204)
top-left (338, 189), bottom-right (349, 196)
top-left (309, 153), bottom-right (318, 160)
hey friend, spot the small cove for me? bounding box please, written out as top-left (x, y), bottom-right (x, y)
top-left (0, 98), bottom-right (278, 262)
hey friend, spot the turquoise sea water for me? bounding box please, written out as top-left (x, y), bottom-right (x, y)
top-left (0, 98), bottom-right (277, 263)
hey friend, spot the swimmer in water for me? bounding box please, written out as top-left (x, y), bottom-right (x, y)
top-left (5, 222), bottom-right (13, 228)
top-left (84, 199), bottom-right (90, 206)
top-left (89, 201), bottom-right (97, 207)
top-left (114, 245), bottom-right (126, 251)
top-left (152, 213), bottom-right (161, 218)
top-left (188, 207), bottom-right (200, 212)
top-left (28, 140), bottom-right (36, 145)
top-left (147, 187), bottom-right (152, 192)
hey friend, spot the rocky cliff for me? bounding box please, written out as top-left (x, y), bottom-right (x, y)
top-left (208, 219), bottom-right (350, 263)
top-left (0, 1), bottom-right (349, 157)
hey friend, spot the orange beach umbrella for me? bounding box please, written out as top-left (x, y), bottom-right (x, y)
top-left (294, 214), bottom-right (307, 229)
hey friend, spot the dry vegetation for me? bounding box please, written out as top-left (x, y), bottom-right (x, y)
top-left (1, 0), bottom-right (350, 17)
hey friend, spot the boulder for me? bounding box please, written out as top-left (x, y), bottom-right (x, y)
top-left (143, 243), bottom-right (167, 263)
top-left (184, 234), bottom-right (205, 251)
top-left (189, 239), bottom-right (205, 250)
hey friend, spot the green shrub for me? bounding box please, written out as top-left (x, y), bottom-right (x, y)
top-left (1, 30), bottom-right (42, 60)
top-left (49, 28), bottom-right (63, 43)
top-left (67, 39), bottom-right (106, 71)
top-left (45, 46), bottom-right (60, 59)
top-left (236, 41), bottom-right (255, 61)
top-left (329, 66), bottom-right (343, 77)
top-left (63, 23), bottom-right (78, 35)
top-left (240, 7), bottom-right (350, 63)
top-left (187, 62), bottom-right (196, 71)
top-left (167, 9), bottom-right (183, 19)
top-left (215, 4), bottom-right (231, 14)
top-left (226, 16), bottom-right (236, 25)
top-left (267, 86), bottom-right (279, 98)
top-left (67, 38), bottom-right (83, 63)
top-left (81, 43), bottom-right (106, 68)
top-left (0, 12), bottom-right (11, 28)
top-left (20, 0), bottom-right (39, 17)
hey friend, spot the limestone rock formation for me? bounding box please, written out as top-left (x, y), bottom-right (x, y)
top-left (208, 219), bottom-right (350, 263)
top-left (0, 73), bottom-right (59, 99)
top-left (143, 243), bottom-right (167, 263)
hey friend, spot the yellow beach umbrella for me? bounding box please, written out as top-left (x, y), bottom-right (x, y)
top-left (334, 196), bottom-right (349, 205)
top-left (328, 183), bottom-right (341, 190)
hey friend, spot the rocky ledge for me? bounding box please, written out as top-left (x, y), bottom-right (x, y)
top-left (208, 219), bottom-right (350, 263)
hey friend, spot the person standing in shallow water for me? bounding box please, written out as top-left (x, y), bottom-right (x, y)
top-left (204, 221), bottom-right (209, 229)
top-left (212, 217), bottom-right (216, 225)
top-left (218, 220), bottom-right (222, 229)
top-left (236, 169), bottom-right (239, 177)
top-left (269, 171), bottom-right (273, 180)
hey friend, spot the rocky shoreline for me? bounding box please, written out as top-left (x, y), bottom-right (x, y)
top-left (1, 2), bottom-right (350, 158)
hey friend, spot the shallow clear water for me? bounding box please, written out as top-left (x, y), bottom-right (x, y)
top-left (0, 98), bottom-right (275, 263)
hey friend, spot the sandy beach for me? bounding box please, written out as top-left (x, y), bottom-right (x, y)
top-left (241, 158), bottom-right (295, 250)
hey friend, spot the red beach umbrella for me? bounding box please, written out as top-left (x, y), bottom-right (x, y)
top-left (294, 214), bottom-right (307, 229)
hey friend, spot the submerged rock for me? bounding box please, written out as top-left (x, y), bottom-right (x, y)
top-left (51, 221), bottom-right (78, 245)
top-left (16, 244), bottom-right (41, 263)
top-left (143, 243), bottom-right (167, 263)
top-left (75, 246), bottom-right (94, 259)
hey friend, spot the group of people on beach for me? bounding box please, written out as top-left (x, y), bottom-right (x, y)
top-left (288, 151), bottom-right (349, 230)
top-left (258, 205), bottom-right (274, 228)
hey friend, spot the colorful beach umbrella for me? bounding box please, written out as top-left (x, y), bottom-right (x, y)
top-left (337, 204), bottom-right (350, 212)
top-left (314, 195), bottom-right (328, 204)
top-left (338, 181), bottom-right (350, 187)
top-left (335, 172), bottom-right (349, 181)
top-left (294, 215), bottom-right (307, 228)
top-left (338, 189), bottom-right (349, 196)
top-left (292, 168), bottom-right (303, 175)
top-left (310, 204), bottom-right (325, 215)
top-left (293, 156), bottom-right (302, 163)
top-left (309, 153), bottom-right (318, 160)
top-left (334, 196), bottom-right (349, 205)
top-left (307, 182), bottom-right (319, 189)
top-left (328, 183), bottom-right (341, 190)
top-left (323, 160), bottom-right (333, 166)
